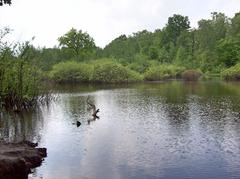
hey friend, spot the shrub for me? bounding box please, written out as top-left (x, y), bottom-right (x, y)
top-left (0, 59), bottom-right (42, 111)
top-left (182, 69), bottom-right (202, 81)
top-left (127, 60), bottom-right (158, 74)
top-left (143, 65), bottom-right (185, 81)
top-left (91, 61), bottom-right (142, 83)
top-left (222, 63), bottom-right (240, 80)
top-left (49, 61), bottom-right (92, 83)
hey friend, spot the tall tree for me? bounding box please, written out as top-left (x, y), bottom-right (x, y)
top-left (230, 12), bottom-right (240, 36)
top-left (164, 14), bottom-right (190, 46)
top-left (197, 12), bottom-right (229, 50)
top-left (217, 37), bottom-right (240, 67)
top-left (58, 28), bottom-right (96, 59)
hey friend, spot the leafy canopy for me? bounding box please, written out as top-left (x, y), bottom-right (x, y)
top-left (164, 14), bottom-right (190, 45)
top-left (58, 28), bottom-right (95, 58)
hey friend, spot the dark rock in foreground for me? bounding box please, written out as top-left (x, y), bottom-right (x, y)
top-left (0, 141), bottom-right (47, 179)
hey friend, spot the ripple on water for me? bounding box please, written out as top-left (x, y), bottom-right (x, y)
top-left (1, 81), bottom-right (240, 179)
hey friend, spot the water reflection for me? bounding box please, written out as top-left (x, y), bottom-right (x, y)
top-left (1, 81), bottom-right (240, 179)
top-left (0, 109), bottom-right (44, 142)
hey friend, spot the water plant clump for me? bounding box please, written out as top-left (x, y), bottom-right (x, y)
top-left (0, 29), bottom-right (47, 112)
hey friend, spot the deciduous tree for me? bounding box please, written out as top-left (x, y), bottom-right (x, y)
top-left (58, 28), bottom-right (95, 60)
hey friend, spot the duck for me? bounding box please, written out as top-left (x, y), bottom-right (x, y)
top-left (72, 120), bottom-right (81, 127)
top-left (76, 121), bottom-right (81, 127)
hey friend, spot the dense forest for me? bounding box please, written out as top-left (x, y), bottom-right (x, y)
top-left (48, 12), bottom-right (237, 79)
top-left (0, 12), bottom-right (240, 110)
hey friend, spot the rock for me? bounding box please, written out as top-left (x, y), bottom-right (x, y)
top-left (0, 141), bottom-right (47, 179)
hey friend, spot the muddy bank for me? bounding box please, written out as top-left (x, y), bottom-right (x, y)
top-left (0, 141), bottom-right (47, 179)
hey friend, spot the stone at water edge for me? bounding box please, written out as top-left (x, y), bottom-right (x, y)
top-left (0, 141), bottom-right (47, 178)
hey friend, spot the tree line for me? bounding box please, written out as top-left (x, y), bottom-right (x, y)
top-left (23, 12), bottom-right (239, 74)
top-left (102, 12), bottom-right (240, 73)
top-left (0, 12), bottom-right (240, 110)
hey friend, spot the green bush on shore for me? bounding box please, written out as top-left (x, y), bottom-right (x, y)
top-left (0, 59), bottom-right (41, 111)
top-left (143, 65), bottom-right (185, 81)
top-left (49, 61), bottom-right (92, 83)
top-left (49, 60), bottom-right (142, 83)
top-left (91, 61), bottom-right (142, 83)
top-left (222, 63), bottom-right (240, 80)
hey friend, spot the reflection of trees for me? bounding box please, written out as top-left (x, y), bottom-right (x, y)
top-left (64, 95), bottom-right (98, 123)
top-left (138, 81), bottom-right (240, 115)
top-left (67, 96), bottom-right (86, 116)
top-left (137, 81), bottom-right (188, 104)
top-left (0, 108), bottom-right (44, 142)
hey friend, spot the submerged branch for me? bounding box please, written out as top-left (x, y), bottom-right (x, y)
top-left (87, 96), bottom-right (100, 117)
top-left (86, 96), bottom-right (100, 124)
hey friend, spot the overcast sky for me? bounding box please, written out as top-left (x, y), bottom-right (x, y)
top-left (0, 0), bottom-right (239, 48)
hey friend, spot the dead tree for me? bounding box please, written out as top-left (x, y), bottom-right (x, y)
top-left (87, 97), bottom-right (99, 120)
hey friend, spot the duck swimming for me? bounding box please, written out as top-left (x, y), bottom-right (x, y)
top-left (76, 121), bottom-right (81, 127)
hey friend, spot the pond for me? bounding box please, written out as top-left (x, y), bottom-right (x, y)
top-left (0, 81), bottom-right (240, 179)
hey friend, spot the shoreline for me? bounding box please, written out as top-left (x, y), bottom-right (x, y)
top-left (0, 141), bottom-right (47, 179)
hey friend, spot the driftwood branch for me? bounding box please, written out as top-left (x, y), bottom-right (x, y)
top-left (87, 97), bottom-right (100, 124)
top-left (87, 97), bottom-right (99, 117)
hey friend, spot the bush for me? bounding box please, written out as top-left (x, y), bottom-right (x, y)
top-left (127, 60), bottom-right (158, 74)
top-left (49, 61), bottom-right (92, 83)
top-left (222, 63), bottom-right (240, 80)
top-left (182, 69), bottom-right (202, 81)
top-left (0, 59), bottom-right (41, 111)
top-left (91, 61), bottom-right (142, 83)
top-left (143, 65), bottom-right (185, 81)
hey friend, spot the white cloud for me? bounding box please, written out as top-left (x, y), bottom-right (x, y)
top-left (0, 0), bottom-right (239, 48)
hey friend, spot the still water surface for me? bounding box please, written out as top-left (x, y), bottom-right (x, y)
top-left (0, 81), bottom-right (240, 179)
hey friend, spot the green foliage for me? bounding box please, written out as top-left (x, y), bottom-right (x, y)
top-left (0, 29), bottom-right (42, 111)
top-left (229, 12), bottom-right (240, 37)
top-left (2, 11), bottom-right (240, 90)
top-left (164, 14), bottom-right (190, 45)
top-left (58, 28), bottom-right (96, 60)
top-left (143, 65), bottom-right (185, 81)
top-left (50, 61), bottom-right (92, 83)
top-left (91, 60), bottom-right (142, 83)
top-left (100, 12), bottom-right (235, 73)
top-left (25, 11), bottom-right (239, 77)
top-left (102, 30), bottom-right (156, 62)
top-left (197, 12), bottom-right (229, 51)
top-left (49, 60), bottom-right (142, 83)
top-left (127, 54), bottom-right (154, 73)
top-left (217, 37), bottom-right (240, 67)
top-left (222, 63), bottom-right (240, 80)
top-left (1, 60), bottom-right (41, 99)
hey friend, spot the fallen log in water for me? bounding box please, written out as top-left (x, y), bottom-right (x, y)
top-left (0, 141), bottom-right (47, 179)
top-left (87, 97), bottom-right (100, 118)
top-left (87, 97), bottom-right (100, 124)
